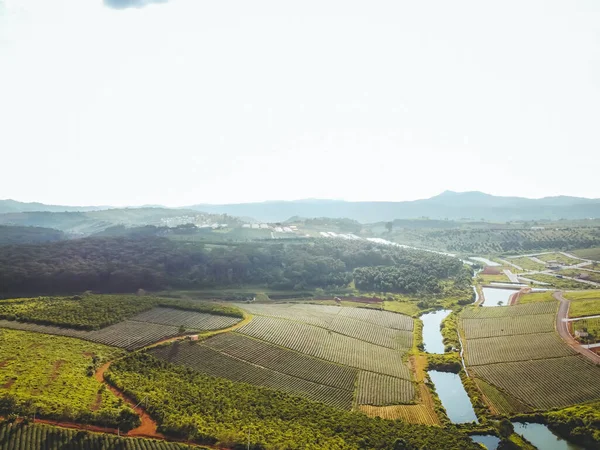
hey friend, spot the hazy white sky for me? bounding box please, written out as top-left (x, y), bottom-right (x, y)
top-left (1, 0), bottom-right (599, 206)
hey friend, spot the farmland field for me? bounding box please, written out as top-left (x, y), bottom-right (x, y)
top-left (235, 302), bottom-right (414, 348)
top-left (356, 371), bottom-right (415, 405)
top-left (471, 356), bottom-right (600, 410)
top-left (461, 301), bottom-right (557, 319)
top-left (564, 290), bottom-right (600, 317)
top-left (474, 378), bottom-right (531, 416)
top-left (507, 256), bottom-right (547, 271)
top-left (461, 314), bottom-right (555, 339)
top-left (0, 422), bottom-right (199, 450)
top-left (461, 299), bottom-right (600, 412)
top-left (524, 273), bottom-right (595, 289)
top-left (559, 268), bottom-right (600, 283)
top-left (0, 329), bottom-right (129, 427)
top-left (464, 332), bottom-right (575, 366)
top-left (130, 306), bottom-right (240, 330)
top-left (535, 252), bottom-right (581, 266)
top-left (148, 342), bottom-right (354, 409)
top-left (202, 332), bottom-right (358, 390)
top-left (0, 319), bottom-right (182, 350)
top-left (573, 247), bottom-right (600, 261)
top-left (516, 291), bottom-right (556, 304)
top-left (237, 315), bottom-right (411, 379)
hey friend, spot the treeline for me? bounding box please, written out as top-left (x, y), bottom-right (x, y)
top-left (0, 225), bottom-right (65, 246)
top-left (0, 295), bottom-right (244, 330)
top-left (0, 236), bottom-right (464, 296)
top-left (107, 353), bottom-right (480, 449)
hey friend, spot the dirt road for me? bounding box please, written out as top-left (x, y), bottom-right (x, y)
top-left (554, 291), bottom-right (600, 365)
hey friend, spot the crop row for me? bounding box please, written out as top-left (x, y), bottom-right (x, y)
top-left (0, 422), bottom-right (193, 450)
top-left (474, 377), bottom-right (531, 416)
top-left (471, 356), bottom-right (600, 410)
top-left (235, 303), bottom-right (412, 349)
top-left (460, 301), bottom-right (557, 319)
top-left (236, 302), bottom-right (413, 331)
top-left (130, 307), bottom-right (240, 330)
top-left (464, 332), bottom-right (575, 366)
top-left (237, 316), bottom-right (411, 379)
top-left (149, 343), bottom-right (354, 409)
top-left (203, 332), bottom-right (358, 390)
top-left (461, 314), bottom-right (556, 340)
top-left (359, 404), bottom-right (440, 425)
top-left (356, 371), bottom-right (415, 405)
top-left (0, 319), bottom-right (181, 350)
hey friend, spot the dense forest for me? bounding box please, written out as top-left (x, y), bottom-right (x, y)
top-left (0, 225), bottom-right (65, 246)
top-left (107, 353), bottom-right (480, 449)
top-left (0, 236), bottom-right (465, 296)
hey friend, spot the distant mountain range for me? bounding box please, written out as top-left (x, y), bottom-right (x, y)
top-left (2, 191), bottom-right (600, 224)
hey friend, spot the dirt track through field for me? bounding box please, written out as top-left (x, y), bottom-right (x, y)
top-left (554, 291), bottom-right (600, 365)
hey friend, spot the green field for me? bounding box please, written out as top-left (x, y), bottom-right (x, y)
top-left (106, 353), bottom-right (480, 449)
top-left (0, 329), bottom-right (134, 429)
top-left (559, 268), bottom-right (600, 283)
top-left (524, 273), bottom-right (595, 290)
top-left (563, 290), bottom-right (600, 317)
top-left (507, 257), bottom-right (547, 271)
top-left (572, 247), bottom-right (600, 261)
top-left (535, 252), bottom-right (581, 266)
top-left (516, 291), bottom-right (556, 304)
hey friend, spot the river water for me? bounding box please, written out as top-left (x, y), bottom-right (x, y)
top-left (421, 309), bottom-right (451, 354)
top-left (512, 422), bottom-right (584, 450)
top-left (428, 370), bottom-right (478, 424)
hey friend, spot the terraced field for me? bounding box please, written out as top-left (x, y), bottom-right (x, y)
top-left (237, 315), bottom-right (411, 379)
top-left (149, 342), bottom-right (354, 409)
top-left (461, 301), bottom-right (557, 319)
top-left (203, 332), bottom-right (358, 390)
top-left (235, 303), bottom-right (412, 349)
top-left (471, 356), bottom-right (600, 410)
top-left (130, 307), bottom-right (240, 330)
top-left (461, 314), bottom-right (555, 339)
top-left (461, 302), bottom-right (600, 411)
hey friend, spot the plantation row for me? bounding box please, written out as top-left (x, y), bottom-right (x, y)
top-left (356, 371), bottom-right (415, 406)
top-left (359, 404), bottom-right (440, 425)
top-left (471, 356), bottom-right (600, 410)
top-left (203, 332), bottom-right (358, 391)
top-left (130, 307), bottom-right (240, 331)
top-left (148, 343), bottom-right (354, 409)
top-left (461, 313), bottom-right (556, 339)
top-left (474, 378), bottom-right (531, 416)
top-left (324, 315), bottom-right (412, 349)
top-left (0, 319), bottom-right (181, 351)
top-left (460, 301), bottom-right (557, 319)
top-left (464, 332), bottom-right (575, 366)
top-left (235, 302), bottom-right (414, 331)
top-left (237, 316), bottom-right (411, 379)
top-left (0, 422), bottom-right (198, 450)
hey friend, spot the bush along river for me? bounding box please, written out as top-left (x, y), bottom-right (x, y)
top-left (511, 422), bottom-right (584, 450)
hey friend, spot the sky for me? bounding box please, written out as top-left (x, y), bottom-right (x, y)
top-left (1, 0), bottom-right (599, 206)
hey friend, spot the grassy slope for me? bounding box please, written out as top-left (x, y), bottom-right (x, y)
top-left (517, 291), bottom-right (556, 304)
top-left (572, 247), bottom-right (600, 261)
top-left (563, 290), bottom-right (600, 317)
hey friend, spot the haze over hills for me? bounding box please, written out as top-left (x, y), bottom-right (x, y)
top-left (2, 191), bottom-right (600, 224)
